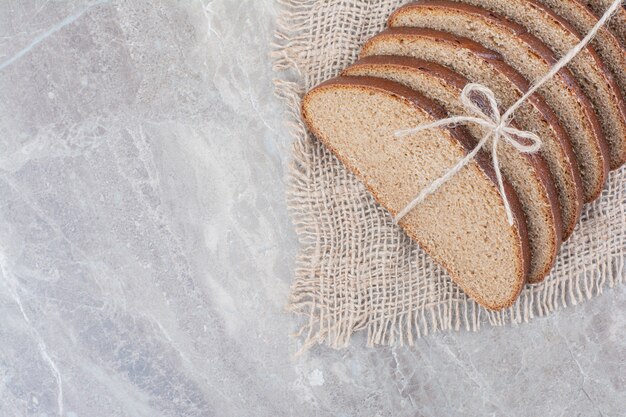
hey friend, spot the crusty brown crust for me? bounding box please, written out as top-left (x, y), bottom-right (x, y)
top-left (302, 75), bottom-right (530, 310)
top-left (388, 1), bottom-right (611, 200)
top-left (361, 31), bottom-right (585, 239)
top-left (367, 27), bottom-right (503, 60)
top-left (343, 57), bottom-right (563, 282)
top-left (346, 55), bottom-right (470, 91)
top-left (524, 151), bottom-right (562, 282)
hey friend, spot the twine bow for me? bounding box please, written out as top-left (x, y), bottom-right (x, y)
top-left (393, 0), bottom-right (623, 226)
top-left (394, 83), bottom-right (541, 225)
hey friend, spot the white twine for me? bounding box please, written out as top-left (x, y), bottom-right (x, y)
top-left (393, 0), bottom-right (624, 225)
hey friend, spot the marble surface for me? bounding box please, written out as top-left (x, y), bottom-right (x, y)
top-left (0, 1), bottom-right (624, 416)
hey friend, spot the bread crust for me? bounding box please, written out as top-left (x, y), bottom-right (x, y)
top-left (361, 31), bottom-right (585, 239)
top-left (388, 1), bottom-right (611, 200)
top-left (343, 57), bottom-right (563, 282)
top-left (302, 75), bottom-right (530, 310)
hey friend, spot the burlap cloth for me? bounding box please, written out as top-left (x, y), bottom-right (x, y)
top-left (272, 0), bottom-right (625, 352)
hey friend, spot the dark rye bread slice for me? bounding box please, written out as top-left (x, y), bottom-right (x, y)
top-left (387, 0), bottom-right (611, 199)
top-left (442, 0), bottom-right (626, 169)
top-left (361, 29), bottom-right (585, 240)
top-left (537, 0), bottom-right (626, 107)
top-left (342, 56), bottom-right (562, 282)
top-left (302, 75), bottom-right (530, 309)
top-left (582, 0), bottom-right (626, 47)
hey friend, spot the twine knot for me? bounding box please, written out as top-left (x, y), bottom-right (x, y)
top-left (459, 83), bottom-right (543, 155)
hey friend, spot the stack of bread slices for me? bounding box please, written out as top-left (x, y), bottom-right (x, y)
top-left (301, 0), bottom-right (626, 310)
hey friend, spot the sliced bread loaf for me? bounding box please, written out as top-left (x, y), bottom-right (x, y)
top-left (582, 0), bottom-right (626, 47)
top-left (302, 75), bottom-right (529, 309)
top-left (361, 29), bottom-right (585, 240)
top-left (441, 0), bottom-right (626, 169)
top-left (387, 1), bottom-right (611, 197)
top-left (342, 56), bottom-right (562, 282)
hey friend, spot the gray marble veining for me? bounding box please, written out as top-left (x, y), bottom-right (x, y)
top-left (0, 1), bottom-right (624, 416)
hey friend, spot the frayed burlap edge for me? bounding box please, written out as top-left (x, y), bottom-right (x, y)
top-left (271, 0), bottom-right (625, 354)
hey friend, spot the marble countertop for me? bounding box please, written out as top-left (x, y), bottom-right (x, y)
top-left (0, 1), bottom-right (624, 416)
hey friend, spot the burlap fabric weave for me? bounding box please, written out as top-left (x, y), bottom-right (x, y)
top-left (272, 0), bottom-right (626, 352)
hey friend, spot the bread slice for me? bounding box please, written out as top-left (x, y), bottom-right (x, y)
top-left (582, 0), bottom-right (626, 47)
top-left (387, 1), bottom-right (611, 199)
top-left (302, 75), bottom-right (530, 309)
top-left (440, 0), bottom-right (626, 169)
top-left (536, 0), bottom-right (626, 104)
top-left (343, 56), bottom-right (562, 282)
top-left (361, 29), bottom-right (584, 241)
